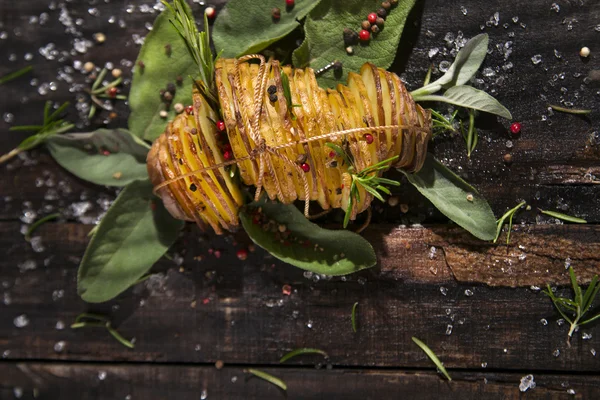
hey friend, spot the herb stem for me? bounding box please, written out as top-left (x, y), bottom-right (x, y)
top-left (25, 213), bottom-right (60, 240)
top-left (91, 77), bottom-right (122, 95)
top-left (0, 65), bottom-right (33, 85)
top-left (548, 104), bottom-right (591, 115)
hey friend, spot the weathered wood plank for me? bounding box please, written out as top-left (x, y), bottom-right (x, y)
top-left (1, 222), bottom-right (599, 372)
top-left (1, 362), bottom-right (598, 400)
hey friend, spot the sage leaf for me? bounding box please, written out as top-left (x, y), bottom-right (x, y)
top-left (78, 180), bottom-right (184, 303)
top-left (128, 5), bottom-right (198, 141)
top-left (401, 154), bottom-right (497, 241)
top-left (240, 201), bottom-right (377, 275)
top-left (46, 129), bottom-right (150, 187)
top-left (213, 0), bottom-right (322, 58)
top-left (412, 34), bottom-right (489, 96)
top-left (293, 0), bottom-right (417, 88)
top-left (414, 85), bottom-right (512, 120)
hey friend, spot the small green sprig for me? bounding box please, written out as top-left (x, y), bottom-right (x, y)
top-left (163, 0), bottom-right (218, 104)
top-left (544, 267), bottom-right (600, 346)
top-left (327, 142), bottom-right (400, 228)
top-left (351, 301), bottom-right (359, 333)
top-left (87, 68), bottom-right (125, 118)
top-left (430, 109), bottom-right (458, 138)
top-left (538, 209), bottom-right (587, 224)
top-left (494, 201), bottom-right (526, 244)
top-left (71, 313), bottom-right (135, 349)
top-left (0, 101), bottom-right (73, 164)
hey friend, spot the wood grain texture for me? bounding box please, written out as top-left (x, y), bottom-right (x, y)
top-left (1, 362), bottom-right (599, 400)
top-left (1, 0), bottom-right (599, 397)
top-left (1, 221), bottom-right (600, 373)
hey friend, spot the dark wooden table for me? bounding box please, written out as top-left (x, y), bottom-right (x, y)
top-left (1, 0), bottom-right (599, 398)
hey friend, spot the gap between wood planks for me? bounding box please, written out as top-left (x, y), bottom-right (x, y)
top-left (2, 361), bottom-right (600, 399)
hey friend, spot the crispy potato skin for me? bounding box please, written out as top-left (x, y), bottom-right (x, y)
top-left (148, 60), bottom-right (431, 234)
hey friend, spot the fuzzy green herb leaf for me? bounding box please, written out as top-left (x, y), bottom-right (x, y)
top-left (401, 154), bottom-right (497, 241)
top-left (412, 34), bottom-right (489, 97)
top-left (77, 180), bottom-right (184, 303)
top-left (129, 5), bottom-right (198, 141)
top-left (245, 369), bottom-right (287, 391)
top-left (240, 200), bottom-right (377, 276)
top-left (47, 129), bottom-right (150, 187)
top-left (544, 267), bottom-right (600, 346)
top-left (538, 209), bottom-right (587, 224)
top-left (280, 348), bottom-right (329, 363)
top-left (412, 337), bottom-right (452, 381)
top-left (413, 85), bottom-right (512, 120)
top-left (213, 0), bottom-right (322, 58)
top-left (293, 0), bottom-right (417, 88)
top-left (494, 201), bottom-right (526, 244)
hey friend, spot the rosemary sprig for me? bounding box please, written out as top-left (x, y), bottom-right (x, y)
top-left (342, 155), bottom-right (401, 228)
top-left (494, 201), bottom-right (526, 244)
top-left (544, 267), bottom-right (600, 346)
top-left (71, 313), bottom-right (135, 349)
top-left (86, 68), bottom-right (124, 118)
top-left (412, 337), bottom-right (452, 381)
top-left (0, 101), bottom-right (73, 165)
top-left (245, 369), bottom-right (287, 391)
top-left (280, 348), bottom-right (329, 363)
top-left (163, 0), bottom-right (217, 104)
top-left (538, 209), bottom-right (587, 224)
top-left (430, 109), bottom-right (458, 138)
top-left (0, 65), bottom-right (33, 85)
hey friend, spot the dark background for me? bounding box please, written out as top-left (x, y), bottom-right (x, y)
top-left (1, 0), bottom-right (599, 398)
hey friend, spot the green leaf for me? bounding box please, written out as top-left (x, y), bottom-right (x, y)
top-left (401, 154), bottom-right (497, 241)
top-left (78, 180), bottom-right (184, 303)
top-left (413, 34), bottom-right (489, 96)
top-left (280, 348), bottom-right (329, 363)
top-left (412, 337), bottom-right (452, 381)
top-left (213, 0), bottom-right (322, 58)
top-left (46, 129), bottom-right (150, 187)
top-left (293, 0), bottom-right (417, 88)
top-left (569, 267), bottom-right (583, 306)
top-left (240, 200), bottom-right (377, 275)
top-left (538, 209), bottom-right (587, 224)
top-left (128, 6), bottom-right (198, 141)
top-left (413, 85), bottom-right (512, 120)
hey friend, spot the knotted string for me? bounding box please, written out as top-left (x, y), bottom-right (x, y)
top-left (153, 55), bottom-right (430, 218)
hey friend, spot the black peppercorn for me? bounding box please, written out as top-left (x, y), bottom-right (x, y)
top-left (267, 85), bottom-right (277, 95)
top-left (269, 93), bottom-right (278, 102)
top-left (189, 183), bottom-right (197, 192)
top-left (381, 1), bottom-right (391, 11)
top-left (361, 20), bottom-right (371, 30)
top-left (390, 0), bottom-right (398, 5)
top-left (176, 75), bottom-right (183, 86)
top-left (377, 8), bottom-right (387, 19)
top-left (167, 82), bottom-right (176, 94)
top-left (343, 28), bottom-right (358, 46)
top-left (376, 17), bottom-right (385, 28)
top-left (272, 7), bottom-right (281, 20)
top-left (333, 61), bottom-right (343, 71)
top-left (371, 25), bottom-right (380, 34)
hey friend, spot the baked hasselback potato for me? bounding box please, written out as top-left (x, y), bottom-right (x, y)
top-left (148, 57), bottom-right (432, 234)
